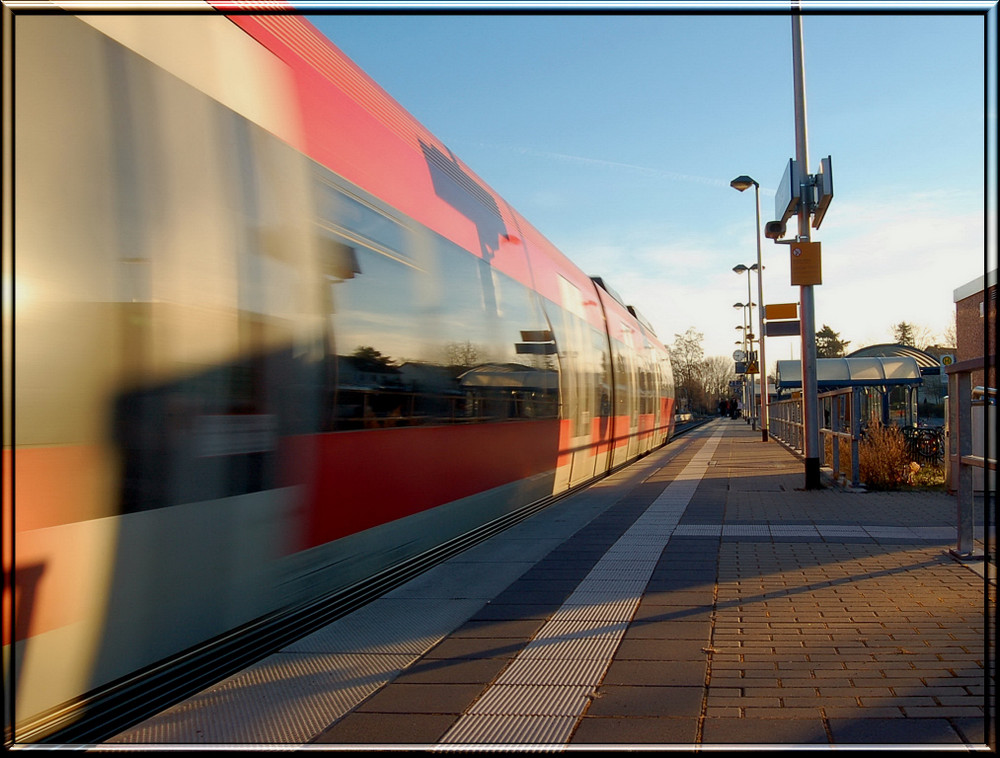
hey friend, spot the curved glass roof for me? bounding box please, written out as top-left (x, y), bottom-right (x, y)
top-left (775, 356), bottom-right (923, 389)
top-left (846, 343), bottom-right (944, 373)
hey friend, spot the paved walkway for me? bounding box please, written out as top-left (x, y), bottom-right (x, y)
top-left (105, 419), bottom-right (995, 750)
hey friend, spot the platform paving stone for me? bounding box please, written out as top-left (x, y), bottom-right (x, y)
top-left (312, 713), bottom-right (456, 745)
top-left (700, 716), bottom-right (830, 744)
top-left (354, 682), bottom-right (488, 715)
top-left (108, 419), bottom-right (991, 749)
top-left (569, 715), bottom-right (700, 744)
top-left (826, 716), bottom-right (972, 745)
top-left (392, 657), bottom-right (510, 685)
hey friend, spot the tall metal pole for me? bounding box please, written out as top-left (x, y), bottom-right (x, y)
top-left (739, 305), bottom-right (749, 420)
top-left (745, 270), bottom-right (756, 431)
top-left (792, 9), bottom-right (821, 488)
top-left (753, 183), bottom-right (769, 442)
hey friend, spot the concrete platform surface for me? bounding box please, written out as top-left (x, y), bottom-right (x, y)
top-left (103, 419), bottom-right (995, 750)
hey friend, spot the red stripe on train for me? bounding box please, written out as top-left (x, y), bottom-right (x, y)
top-left (286, 420), bottom-right (561, 550)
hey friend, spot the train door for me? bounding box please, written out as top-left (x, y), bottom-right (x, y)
top-left (623, 329), bottom-right (641, 462)
top-left (638, 337), bottom-right (657, 454)
top-left (591, 328), bottom-right (615, 475)
top-left (553, 276), bottom-right (598, 491)
top-left (608, 322), bottom-right (640, 469)
top-left (657, 351), bottom-right (676, 444)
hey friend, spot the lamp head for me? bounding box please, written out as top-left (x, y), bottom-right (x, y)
top-left (730, 175), bottom-right (757, 192)
top-left (764, 220), bottom-right (786, 240)
top-left (732, 264), bottom-right (749, 274)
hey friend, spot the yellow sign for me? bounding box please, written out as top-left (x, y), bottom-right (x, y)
top-left (789, 241), bottom-right (822, 286)
top-left (746, 361), bottom-right (759, 374)
top-left (765, 302), bottom-right (798, 320)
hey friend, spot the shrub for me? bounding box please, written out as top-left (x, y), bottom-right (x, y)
top-left (858, 422), bottom-right (912, 490)
top-left (910, 461), bottom-right (946, 488)
top-left (823, 433), bottom-right (854, 478)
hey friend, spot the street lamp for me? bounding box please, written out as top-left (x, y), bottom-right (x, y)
top-left (733, 302), bottom-right (751, 351)
top-left (733, 265), bottom-right (758, 431)
top-left (731, 174), bottom-right (769, 442)
top-left (733, 326), bottom-right (749, 421)
top-left (733, 302), bottom-right (753, 424)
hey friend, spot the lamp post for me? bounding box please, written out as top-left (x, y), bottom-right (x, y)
top-left (791, 10), bottom-right (821, 488)
top-left (733, 264), bottom-right (758, 431)
top-left (733, 303), bottom-right (752, 427)
top-left (731, 175), bottom-right (769, 442)
top-left (733, 339), bottom-right (745, 418)
top-left (734, 303), bottom-right (749, 352)
top-left (734, 328), bottom-right (747, 422)
top-left (737, 324), bottom-right (757, 428)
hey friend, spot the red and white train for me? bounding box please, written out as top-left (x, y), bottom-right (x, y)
top-left (2, 2), bottom-right (674, 742)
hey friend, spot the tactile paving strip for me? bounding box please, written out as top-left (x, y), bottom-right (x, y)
top-left (467, 684), bottom-right (596, 716)
top-left (437, 714), bottom-right (579, 747)
top-left (667, 524), bottom-right (959, 541)
top-left (437, 429), bottom-right (725, 745)
top-left (106, 597), bottom-right (488, 744)
top-left (494, 657), bottom-right (611, 686)
top-left (109, 652), bottom-right (413, 744)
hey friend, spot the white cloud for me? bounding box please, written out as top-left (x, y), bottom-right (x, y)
top-left (559, 188), bottom-right (984, 367)
top-left (813, 190), bottom-right (983, 349)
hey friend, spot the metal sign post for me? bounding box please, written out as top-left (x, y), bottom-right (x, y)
top-left (792, 9), bottom-right (822, 490)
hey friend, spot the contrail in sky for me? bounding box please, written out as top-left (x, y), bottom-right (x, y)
top-left (476, 142), bottom-right (775, 195)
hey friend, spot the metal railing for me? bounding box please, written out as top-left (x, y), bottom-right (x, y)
top-left (769, 362), bottom-right (994, 560)
top-left (770, 388), bottom-right (861, 487)
top-left (945, 357), bottom-right (996, 558)
top-left (819, 387), bottom-right (861, 488)
top-left (769, 395), bottom-right (804, 454)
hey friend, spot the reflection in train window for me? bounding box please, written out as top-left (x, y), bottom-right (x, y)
top-left (317, 205), bottom-right (558, 430)
top-left (316, 180), bottom-right (408, 259)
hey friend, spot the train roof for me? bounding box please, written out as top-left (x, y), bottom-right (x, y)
top-left (221, 6), bottom-right (659, 340)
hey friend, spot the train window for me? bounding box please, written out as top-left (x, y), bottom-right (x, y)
top-left (316, 179), bottom-right (408, 260)
top-left (321, 238), bottom-right (362, 282)
top-left (319, 222), bottom-right (557, 430)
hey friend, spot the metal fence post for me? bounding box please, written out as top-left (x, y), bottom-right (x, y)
top-left (953, 371), bottom-right (975, 557)
top-left (851, 387), bottom-right (860, 488)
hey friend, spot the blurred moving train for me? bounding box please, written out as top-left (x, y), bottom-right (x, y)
top-left (2, 2), bottom-right (674, 742)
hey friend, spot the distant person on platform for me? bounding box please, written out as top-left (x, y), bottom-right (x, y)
top-left (718, 398), bottom-right (729, 417)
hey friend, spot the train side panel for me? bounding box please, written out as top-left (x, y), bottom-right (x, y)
top-left (4, 7), bottom-right (674, 740)
top-left (8, 10), bottom-right (326, 725)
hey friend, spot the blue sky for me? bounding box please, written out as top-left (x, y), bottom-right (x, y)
top-left (297, 2), bottom-right (995, 366)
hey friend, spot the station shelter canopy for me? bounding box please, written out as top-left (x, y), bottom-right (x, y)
top-left (845, 343), bottom-right (943, 375)
top-left (458, 363), bottom-right (558, 390)
top-left (775, 356), bottom-right (923, 390)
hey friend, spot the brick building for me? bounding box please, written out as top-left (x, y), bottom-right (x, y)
top-left (953, 268), bottom-right (996, 390)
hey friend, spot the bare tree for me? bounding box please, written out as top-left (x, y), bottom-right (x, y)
top-left (891, 321), bottom-right (935, 350)
top-left (670, 327), bottom-right (706, 412)
top-left (941, 322), bottom-right (957, 348)
top-left (699, 355), bottom-right (737, 405)
top-left (445, 340), bottom-right (480, 368)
